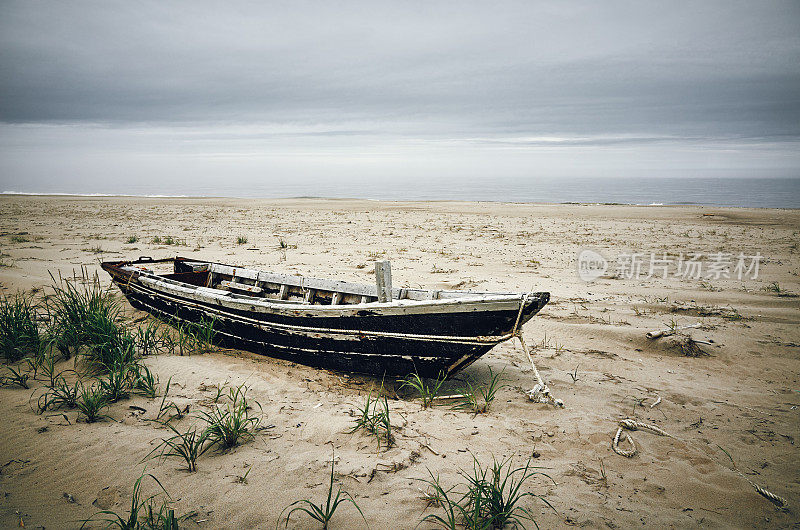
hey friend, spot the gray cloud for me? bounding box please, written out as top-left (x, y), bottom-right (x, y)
top-left (0, 1), bottom-right (798, 189)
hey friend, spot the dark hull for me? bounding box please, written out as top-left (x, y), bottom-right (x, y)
top-left (103, 258), bottom-right (549, 377)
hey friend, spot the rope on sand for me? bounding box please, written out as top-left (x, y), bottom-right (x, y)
top-left (515, 332), bottom-right (563, 408)
top-left (614, 422), bottom-right (790, 510)
top-left (718, 446), bottom-right (790, 510)
top-left (749, 480), bottom-right (789, 510)
top-left (612, 418), bottom-right (672, 458)
top-left (612, 426), bottom-right (638, 457)
top-left (512, 294), bottom-right (563, 408)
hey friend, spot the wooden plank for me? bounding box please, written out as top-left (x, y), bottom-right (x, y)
top-left (375, 261), bottom-right (392, 303)
top-left (141, 276), bottom-right (538, 319)
top-left (220, 280), bottom-right (263, 294)
top-left (304, 289), bottom-right (315, 304)
top-left (278, 284), bottom-right (290, 300)
top-left (331, 292), bottom-right (342, 305)
top-left (202, 262), bottom-right (511, 302)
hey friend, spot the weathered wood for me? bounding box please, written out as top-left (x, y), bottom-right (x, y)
top-left (220, 280), bottom-right (263, 294)
top-left (304, 289), bottom-right (315, 304)
top-left (207, 262), bottom-right (502, 301)
top-left (278, 284), bottom-right (290, 300)
top-left (104, 256), bottom-right (551, 377)
top-left (375, 261), bottom-right (392, 303)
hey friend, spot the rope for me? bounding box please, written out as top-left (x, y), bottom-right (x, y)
top-left (612, 418), bottom-right (672, 458)
top-left (515, 330), bottom-right (563, 408)
top-left (612, 419), bottom-right (788, 510)
top-left (511, 293), bottom-right (528, 336)
top-left (749, 480), bottom-right (789, 510)
top-left (510, 294), bottom-right (562, 408)
top-left (618, 418), bottom-right (673, 438)
top-left (612, 427), bottom-right (637, 457)
top-left (718, 447), bottom-right (790, 511)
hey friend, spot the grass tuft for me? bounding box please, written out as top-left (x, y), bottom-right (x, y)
top-left (170, 317), bottom-right (216, 356)
top-left (46, 270), bottom-right (135, 368)
top-left (36, 375), bottom-right (81, 413)
top-left (99, 361), bottom-right (133, 403)
top-left (419, 454), bottom-right (555, 529)
top-left (147, 423), bottom-right (211, 473)
top-left (75, 382), bottom-right (110, 423)
top-left (236, 236), bottom-right (248, 245)
top-left (134, 321), bottom-right (172, 357)
top-left (155, 377), bottom-right (188, 423)
top-left (81, 471), bottom-right (183, 529)
top-left (279, 452), bottom-right (367, 529)
top-left (0, 293), bottom-right (42, 362)
top-left (401, 371), bottom-right (446, 409)
top-left (453, 367), bottom-right (504, 415)
top-left (0, 364), bottom-right (30, 389)
top-left (350, 390), bottom-right (394, 450)
top-left (198, 383), bottom-right (262, 450)
top-left (131, 362), bottom-right (159, 398)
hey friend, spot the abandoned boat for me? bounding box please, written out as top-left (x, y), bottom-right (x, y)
top-left (101, 256), bottom-right (549, 377)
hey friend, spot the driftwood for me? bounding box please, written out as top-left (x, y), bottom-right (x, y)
top-left (431, 394), bottom-right (467, 400)
top-left (646, 322), bottom-right (702, 339)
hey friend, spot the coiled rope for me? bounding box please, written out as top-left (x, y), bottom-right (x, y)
top-left (612, 418), bottom-right (789, 510)
top-left (612, 418), bottom-right (672, 458)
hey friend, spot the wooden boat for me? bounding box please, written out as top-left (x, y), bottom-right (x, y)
top-left (101, 256), bottom-right (549, 377)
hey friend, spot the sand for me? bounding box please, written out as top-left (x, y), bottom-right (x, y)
top-left (0, 195), bottom-right (798, 528)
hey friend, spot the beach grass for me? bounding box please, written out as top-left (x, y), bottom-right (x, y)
top-left (81, 471), bottom-right (182, 529)
top-left (0, 364), bottom-right (30, 389)
top-left (147, 423), bottom-right (211, 473)
top-left (155, 377), bottom-right (189, 423)
top-left (75, 382), bottom-right (110, 423)
top-left (453, 367), bottom-right (504, 415)
top-left (279, 452), bottom-right (366, 529)
top-left (401, 371), bottom-right (446, 409)
top-left (35, 352), bottom-right (62, 386)
top-left (419, 454), bottom-right (554, 529)
top-left (134, 320), bottom-right (172, 357)
top-left (99, 361), bottom-right (132, 403)
top-left (36, 375), bottom-right (81, 413)
top-left (131, 362), bottom-right (159, 398)
top-left (198, 383), bottom-right (262, 450)
top-left (350, 390), bottom-right (394, 450)
top-left (169, 317), bottom-right (216, 356)
top-left (0, 293), bottom-right (42, 362)
top-left (46, 271), bottom-right (136, 368)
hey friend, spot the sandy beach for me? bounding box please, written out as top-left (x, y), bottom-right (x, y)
top-left (0, 195), bottom-right (798, 529)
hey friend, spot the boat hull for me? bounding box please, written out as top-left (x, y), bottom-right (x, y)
top-left (103, 258), bottom-right (549, 377)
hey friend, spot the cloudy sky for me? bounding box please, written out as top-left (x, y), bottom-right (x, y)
top-left (0, 1), bottom-right (798, 195)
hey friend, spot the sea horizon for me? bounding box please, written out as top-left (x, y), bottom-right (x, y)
top-left (3, 176), bottom-right (798, 209)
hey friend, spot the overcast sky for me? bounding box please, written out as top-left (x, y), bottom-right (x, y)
top-left (0, 1), bottom-right (799, 194)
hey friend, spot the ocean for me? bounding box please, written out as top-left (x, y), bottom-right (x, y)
top-left (3, 177), bottom-right (799, 208)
